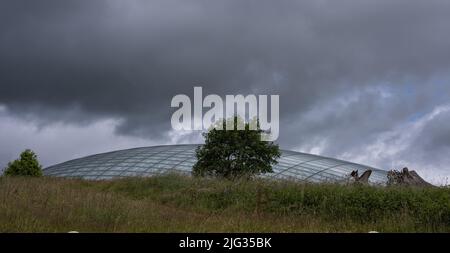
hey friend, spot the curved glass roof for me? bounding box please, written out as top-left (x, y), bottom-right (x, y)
top-left (43, 144), bottom-right (388, 184)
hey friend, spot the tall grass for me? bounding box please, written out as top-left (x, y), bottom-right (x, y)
top-left (0, 174), bottom-right (449, 232)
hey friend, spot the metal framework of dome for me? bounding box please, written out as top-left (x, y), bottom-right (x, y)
top-left (43, 144), bottom-right (388, 184)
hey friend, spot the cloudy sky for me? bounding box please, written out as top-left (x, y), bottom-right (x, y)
top-left (1, 0), bottom-right (450, 184)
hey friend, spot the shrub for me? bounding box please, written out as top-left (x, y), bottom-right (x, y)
top-left (3, 149), bottom-right (43, 177)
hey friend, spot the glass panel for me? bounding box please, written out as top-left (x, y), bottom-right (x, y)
top-left (43, 145), bottom-right (388, 184)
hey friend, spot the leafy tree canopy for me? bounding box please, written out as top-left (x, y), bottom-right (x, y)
top-left (193, 116), bottom-right (281, 180)
top-left (3, 149), bottom-right (43, 177)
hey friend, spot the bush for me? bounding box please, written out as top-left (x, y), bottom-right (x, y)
top-left (3, 149), bottom-right (43, 177)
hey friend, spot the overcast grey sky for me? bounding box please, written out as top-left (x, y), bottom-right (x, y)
top-left (1, 0), bottom-right (450, 184)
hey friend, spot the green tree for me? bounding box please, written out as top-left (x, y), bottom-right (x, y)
top-left (3, 149), bottom-right (43, 177)
top-left (193, 116), bottom-right (281, 180)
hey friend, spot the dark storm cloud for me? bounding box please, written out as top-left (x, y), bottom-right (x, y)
top-left (1, 0), bottom-right (450, 179)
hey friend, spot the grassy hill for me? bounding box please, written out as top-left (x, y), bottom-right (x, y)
top-left (0, 174), bottom-right (449, 232)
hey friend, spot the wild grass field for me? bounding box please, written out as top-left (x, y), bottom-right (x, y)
top-left (0, 174), bottom-right (449, 232)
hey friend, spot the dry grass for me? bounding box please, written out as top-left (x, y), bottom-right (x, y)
top-left (0, 175), bottom-right (449, 232)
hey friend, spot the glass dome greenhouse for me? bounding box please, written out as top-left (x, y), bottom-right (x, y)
top-left (43, 144), bottom-right (388, 184)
